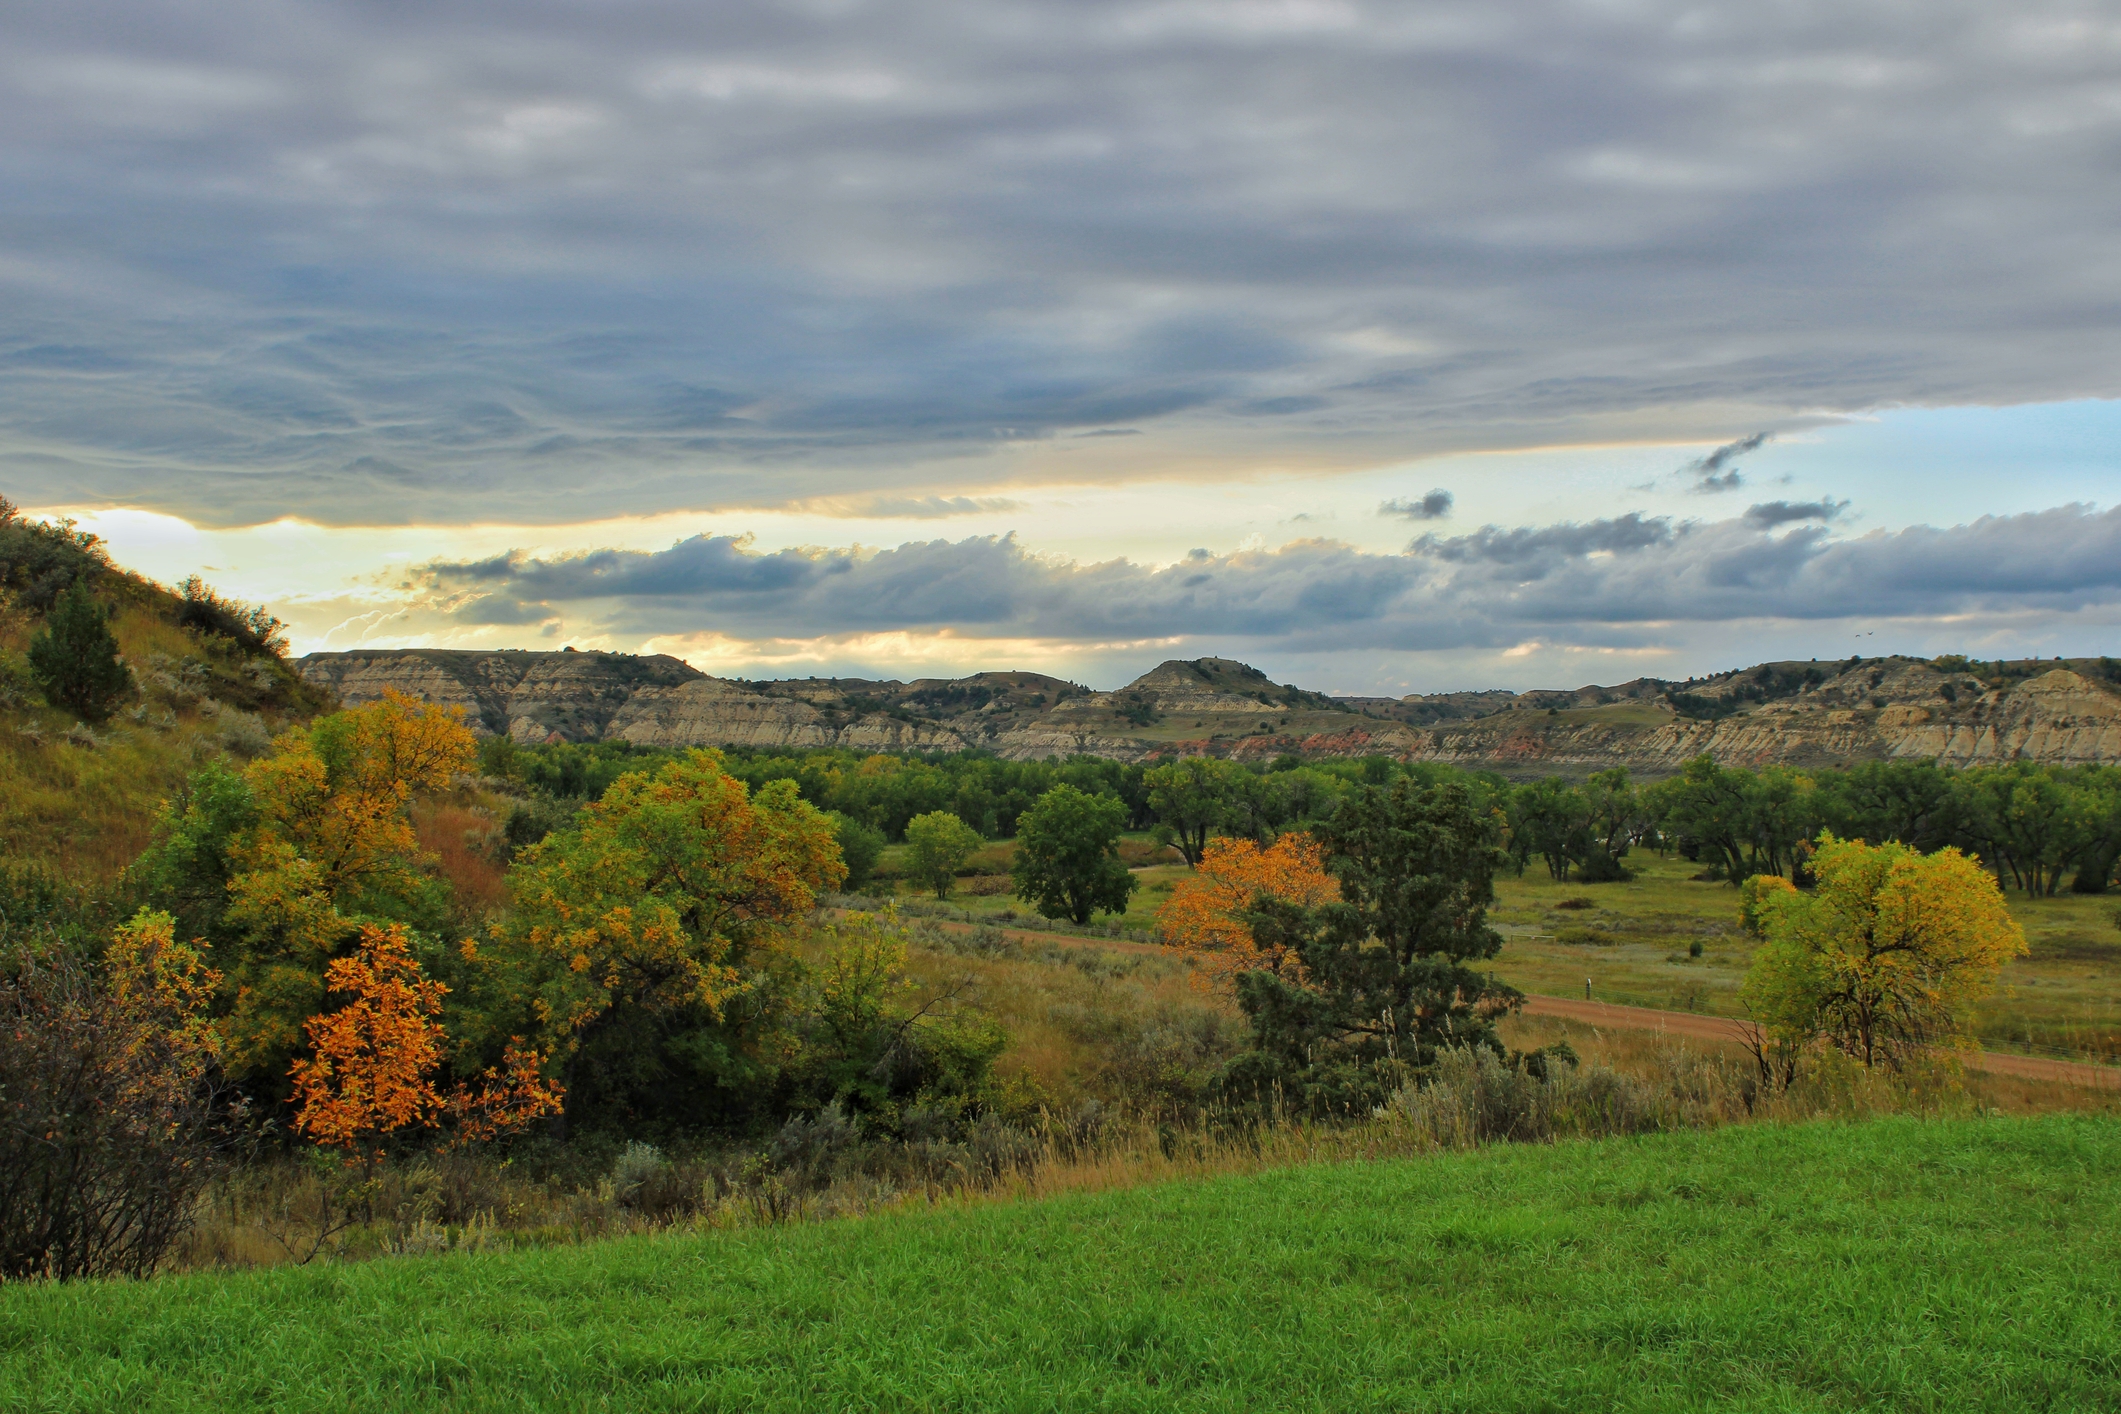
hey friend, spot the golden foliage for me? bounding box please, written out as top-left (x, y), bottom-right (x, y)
top-left (503, 750), bottom-right (845, 1052)
top-left (1156, 832), bottom-right (1337, 993)
top-left (103, 909), bottom-right (224, 1135)
top-left (289, 923), bottom-right (562, 1154)
top-left (219, 692), bottom-right (476, 1076)
top-left (1741, 833), bottom-right (2028, 1067)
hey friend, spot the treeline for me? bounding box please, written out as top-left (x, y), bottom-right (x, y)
top-left (487, 739), bottom-right (2121, 896)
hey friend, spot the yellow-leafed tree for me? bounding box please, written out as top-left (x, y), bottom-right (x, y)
top-left (1740, 833), bottom-right (2026, 1069)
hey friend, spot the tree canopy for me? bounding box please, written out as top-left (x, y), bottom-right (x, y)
top-left (1010, 784), bottom-right (1137, 925)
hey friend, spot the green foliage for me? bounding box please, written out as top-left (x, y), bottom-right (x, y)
top-left (1143, 755), bottom-right (1248, 865)
top-left (903, 810), bottom-right (984, 899)
top-left (26, 580), bottom-right (131, 722)
top-left (1221, 779), bottom-right (1520, 1112)
top-left (826, 811), bottom-right (887, 893)
top-left (1010, 785), bottom-right (1137, 925)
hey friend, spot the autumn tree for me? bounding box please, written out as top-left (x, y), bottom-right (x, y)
top-left (497, 749), bottom-right (843, 1129)
top-left (1144, 755), bottom-right (1248, 865)
top-left (132, 690), bottom-right (476, 1088)
top-left (1010, 785), bottom-right (1136, 925)
top-left (1157, 832), bottom-right (1336, 993)
top-left (1740, 834), bottom-right (2027, 1070)
top-left (289, 923), bottom-right (560, 1157)
top-left (903, 810), bottom-right (983, 899)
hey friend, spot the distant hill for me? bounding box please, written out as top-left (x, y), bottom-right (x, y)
top-left (298, 646), bottom-right (2121, 776)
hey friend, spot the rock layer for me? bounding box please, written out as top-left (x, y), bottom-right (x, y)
top-left (297, 649), bottom-right (2121, 775)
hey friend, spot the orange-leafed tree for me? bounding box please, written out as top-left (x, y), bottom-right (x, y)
top-left (289, 923), bottom-right (560, 1156)
top-left (1157, 832), bottom-right (1337, 993)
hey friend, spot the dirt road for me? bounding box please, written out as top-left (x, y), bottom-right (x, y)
top-left (1523, 995), bottom-right (2121, 1090)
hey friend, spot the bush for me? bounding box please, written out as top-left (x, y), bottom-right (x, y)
top-left (0, 922), bottom-right (230, 1279)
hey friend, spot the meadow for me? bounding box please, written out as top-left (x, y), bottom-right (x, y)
top-left (873, 836), bottom-right (2121, 1063)
top-left (6, 1114), bottom-right (2117, 1412)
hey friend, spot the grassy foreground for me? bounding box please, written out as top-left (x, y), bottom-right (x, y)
top-left (6, 1116), bottom-right (2120, 1412)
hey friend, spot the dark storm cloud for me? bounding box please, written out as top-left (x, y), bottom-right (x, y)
top-left (4, 1), bottom-right (2121, 525)
top-left (415, 503), bottom-right (2121, 653)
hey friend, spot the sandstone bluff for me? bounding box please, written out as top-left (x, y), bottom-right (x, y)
top-left (297, 649), bottom-right (2121, 776)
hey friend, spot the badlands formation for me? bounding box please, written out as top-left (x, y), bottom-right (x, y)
top-left (297, 648), bottom-right (2121, 776)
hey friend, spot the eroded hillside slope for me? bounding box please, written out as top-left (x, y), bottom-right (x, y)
top-left (299, 648), bottom-right (2121, 774)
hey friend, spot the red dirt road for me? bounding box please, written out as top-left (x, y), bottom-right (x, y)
top-left (1523, 995), bottom-right (2121, 1090)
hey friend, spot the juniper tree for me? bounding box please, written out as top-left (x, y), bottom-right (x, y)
top-left (27, 580), bottom-right (129, 722)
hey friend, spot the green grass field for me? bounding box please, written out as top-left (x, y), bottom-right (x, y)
top-left (6, 1115), bottom-right (2118, 1412)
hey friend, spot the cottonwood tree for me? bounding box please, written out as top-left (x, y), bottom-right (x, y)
top-left (1009, 785), bottom-right (1136, 925)
top-left (1144, 756), bottom-right (1248, 866)
top-left (903, 810), bottom-right (983, 899)
top-left (1740, 834), bottom-right (2026, 1071)
top-left (499, 750), bottom-right (843, 1129)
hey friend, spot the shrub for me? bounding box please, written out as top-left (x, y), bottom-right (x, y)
top-left (0, 913), bottom-right (229, 1279)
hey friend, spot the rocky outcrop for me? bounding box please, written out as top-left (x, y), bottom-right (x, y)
top-left (297, 648), bottom-right (2121, 775)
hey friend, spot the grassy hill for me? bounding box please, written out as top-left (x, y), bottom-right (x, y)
top-left (0, 501), bottom-right (326, 882)
top-left (3, 1115), bottom-right (2115, 1412)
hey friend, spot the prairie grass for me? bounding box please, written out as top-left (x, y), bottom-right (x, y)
top-left (9, 1114), bottom-right (2120, 1411)
top-left (1489, 850), bottom-right (2121, 1060)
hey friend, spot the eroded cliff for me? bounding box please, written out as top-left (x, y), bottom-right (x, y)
top-left (297, 649), bottom-right (2121, 774)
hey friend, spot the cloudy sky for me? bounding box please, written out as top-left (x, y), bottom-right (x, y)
top-left (9, 0), bottom-right (2121, 693)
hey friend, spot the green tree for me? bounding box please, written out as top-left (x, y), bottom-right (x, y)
top-left (1011, 785), bottom-right (1138, 924)
top-left (26, 580), bottom-right (130, 722)
top-left (827, 811), bottom-right (887, 893)
top-left (903, 810), bottom-right (984, 899)
top-left (1218, 779), bottom-right (1521, 1112)
top-left (1144, 755), bottom-right (1247, 865)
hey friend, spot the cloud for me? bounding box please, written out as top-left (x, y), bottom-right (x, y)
top-left (409, 503), bottom-right (2121, 657)
top-left (1745, 498), bottom-right (1846, 527)
top-left (1686, 433), bottom-right (1771, 494)
top-left (1381, 489), bottom-right (1453, 521)
top-left (6, 5), bottom-right (2121, 525)
top-left (788, 494), bottom-right (1025, 519)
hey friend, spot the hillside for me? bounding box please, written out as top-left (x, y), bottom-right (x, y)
top-left (7, 1115), bottom-right (2117, 1410)
top-left (0, 501), bottom-right (325, 879)
top-left (301, 646), bottom-right (2121, 775)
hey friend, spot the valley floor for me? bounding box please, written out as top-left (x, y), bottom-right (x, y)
top-left (5, 1114), bottom-right (2117, 1412)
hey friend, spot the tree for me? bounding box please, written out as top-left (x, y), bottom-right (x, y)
top-left (203, 691), bottom-right (477, 1086)
top-left (827, 811), bottom-right (887, 894)
top-left (500, 750), bottom-right (843, 1128)
top-left (1157, 831), bottom-right (1336, 992)
top-left (1218, 779), bottom-right (1521, 1111)
top-left (1010, 785), bottom-right (1137, 925)
top-left (1144, 756), bottom-right (1248, 865)
top-left (290, 923), bottom-right (561, 1158)
top-left (1740, 834), bottom-right (2026, 1070)
top-left (26, 579), bottom-right (130, 722)
top-left (904, 810), bottom-right (983, 899)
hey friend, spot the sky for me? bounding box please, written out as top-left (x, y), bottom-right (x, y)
top-left (8, 0), bottom-right (2121, 694)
